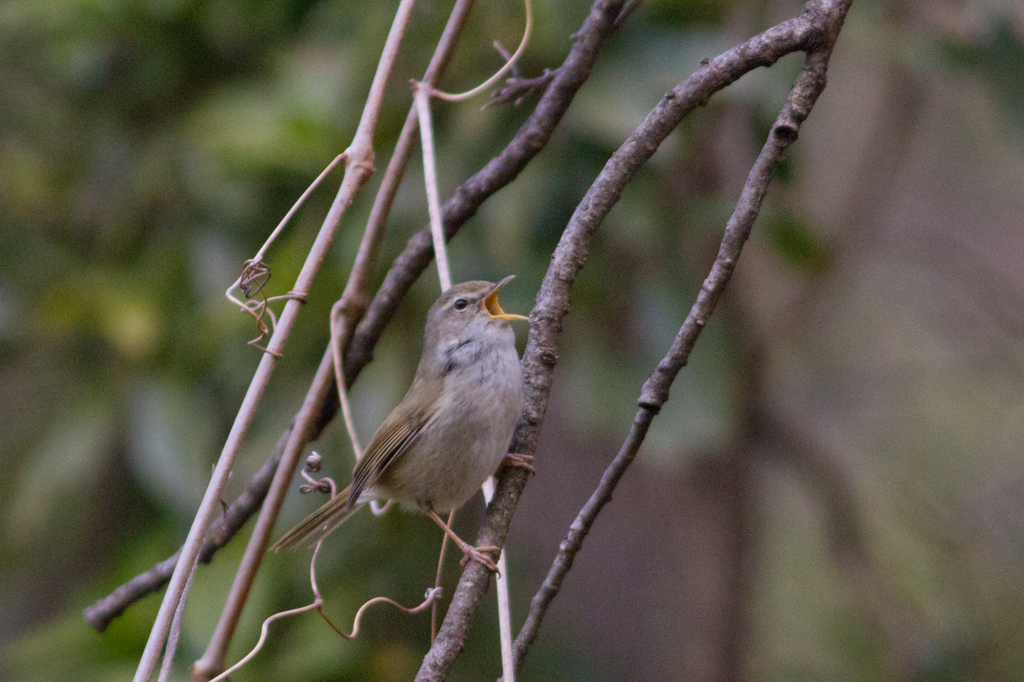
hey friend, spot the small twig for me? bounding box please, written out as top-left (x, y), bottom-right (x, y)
top-left (432, 0), bottom-right (532, 102)
top-left (238, 153), bottom-right (347, 273)
top-left (491, 41), bottom-right (523, 79)
top-left (413, 82), bottom-right (453, 292)
top-left (328, 307), bottom-right (391, 516)
top-left (613, 0), bottom-right (639, 28)
top-left (489, 70), bottom-right (558, 108)
top-left (330, 303), bottom-right (365, 461)
top-left (330, 303), bottom-right (390, 517)
top-left (482, 477), bottom-right (515, 682)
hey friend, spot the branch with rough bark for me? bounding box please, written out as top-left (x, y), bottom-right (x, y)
top-left (417, 1), bottom-right (852, 679)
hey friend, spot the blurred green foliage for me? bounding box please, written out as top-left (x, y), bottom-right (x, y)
top-left (4, 0), bottom-right (1024, 681)
top-left (762, 211), bottom-right (831, 275)
top-left (941, 20), bottom-right (1024, 130)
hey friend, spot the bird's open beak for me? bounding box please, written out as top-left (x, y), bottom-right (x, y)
top-left (483, 275), bottom-right (529, 322)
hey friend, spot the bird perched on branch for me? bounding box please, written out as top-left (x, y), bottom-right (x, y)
top-left (272, 277), bottom-right (531, 572)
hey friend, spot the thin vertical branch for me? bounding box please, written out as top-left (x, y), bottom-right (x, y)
top-left (416, 75), bottom-right (516, 678)
top-left (482, 477), bottom-right (515, 682)
top-left (133, 1), bottom-right (420, 679)
top-left (414, 83), bottom-right (453, 292)
top-left (158, 546), bottom-right (202, 682)
top-left (330, 307), bottom-right (365, 462)
top-left (330, 304), bottom-right (391, 516)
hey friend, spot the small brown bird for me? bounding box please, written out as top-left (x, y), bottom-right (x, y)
top-left (271, 277), bottom-right (529, 571)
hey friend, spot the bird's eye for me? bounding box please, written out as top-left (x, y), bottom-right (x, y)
top-left (453, 298), bottom-right (469, 311)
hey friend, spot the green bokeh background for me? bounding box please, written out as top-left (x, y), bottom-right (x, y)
top-left (4, 0), bottom-right (1024, 680)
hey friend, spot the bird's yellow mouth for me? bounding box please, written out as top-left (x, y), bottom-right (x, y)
top-left (483, 275), bottom-right (529, 322)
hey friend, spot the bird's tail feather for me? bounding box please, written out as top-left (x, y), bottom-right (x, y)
top-left (270, 484), bottom-right (363, 552)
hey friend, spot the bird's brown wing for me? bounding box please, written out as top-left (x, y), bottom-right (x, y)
top-left (271, 393), bottom-right (436, 552)
top-left (348, 397), bottom-right (436, 506)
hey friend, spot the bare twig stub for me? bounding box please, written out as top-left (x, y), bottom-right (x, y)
top-left (486, 69), bottom-right (558, 108)
top-left (417, 1), bottom-right (853, 680)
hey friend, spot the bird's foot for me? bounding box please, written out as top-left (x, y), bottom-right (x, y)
top-left (426, 509), bottom-right (502, 574)
top-left (501, 453), bottom-right (536, 476)
top-left (458, 543), bottom-right (501, 574)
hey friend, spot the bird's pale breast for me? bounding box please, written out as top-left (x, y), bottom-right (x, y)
top-left (380, 324), bottom-right (524, 513)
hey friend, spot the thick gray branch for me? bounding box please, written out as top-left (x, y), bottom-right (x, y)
top-left (416, 1), bottom-right (852, 680)
top-left (511, 1), bottom-right (852, 672)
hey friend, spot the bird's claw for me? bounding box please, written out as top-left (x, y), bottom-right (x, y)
top-left (459, 544), bottom-right (501, 574)
top-left (502, 453), bottom-right (536, 476)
